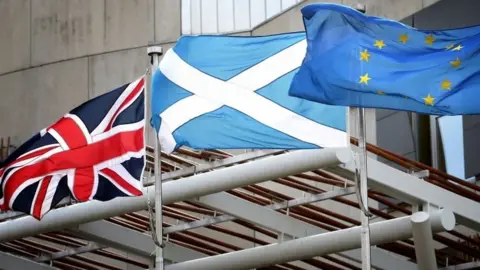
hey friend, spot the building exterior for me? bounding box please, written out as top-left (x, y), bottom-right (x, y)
top-left (4, 0), bottom-right (479, 178)
top-left (0, 0), bottom-right (479, 269)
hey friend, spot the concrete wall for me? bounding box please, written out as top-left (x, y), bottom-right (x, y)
top-left (0, 0), bottom-right (180, 147)
top-left (0, 1), bottom-right (180, 268)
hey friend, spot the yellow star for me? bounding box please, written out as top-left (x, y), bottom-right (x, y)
top-left (445, 43), bottom-right (455, 50)
top-left (450, 58), bottom-right (461, 68)
top-left (360, 49), bottom-right (371, 61)
top-left (377, 90), bottom-right (385, 95)
top-left (425, 34), bottom-right (436, 45)
top-left (452, 44), bottom-right (463, 51)
top-left (399, 33), bottom-right (409, 44)
top-left (374, 40), bottom-right (386, 49)
top-left (423, 94), bottom-right (436, 106)
top-left (441, 79), bottom-right (452, 90)
top-left (359, 73), bottom-right (371, 84)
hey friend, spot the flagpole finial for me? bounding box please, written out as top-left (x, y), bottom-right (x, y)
top-left (148, 46), bottom-right (163, 65)
top-left (148, 46), bottom-right (163, 56)
top-left (355, 3), bottom-right (366, 13)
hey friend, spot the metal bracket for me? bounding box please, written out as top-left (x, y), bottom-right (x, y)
top-left (411, 169), bottom-right (429, 179)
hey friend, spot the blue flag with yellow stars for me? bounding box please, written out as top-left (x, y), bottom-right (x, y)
top-left (288, 3), bottom-right (480, 115)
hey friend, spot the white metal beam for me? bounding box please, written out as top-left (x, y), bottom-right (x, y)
top-left (68, 220), bottom-right (205, 263)
top-left (0, 252), bottom-right (56, 270)
top-left (164, 187), bottom-right (356, 234)
top-left (192, 192), bottom-right (321, 238)
top-left (69, 220), bottom-right (155, 257)
top-left (269, 187), bottom-right (356, 210)
top-left (33, 242), bottom-right (106, 262)
top-left (192, 190), bottom-right (418, 270)
top-left (0, 147), bottom-right (349, 242)
top-left (339, 247), bottom-right (416, 270)
top-left (151, 150), bottom-right (283, 184)
top-left (164, 242), bottom-right (207, 263)
top-left (33, 238), bottom-right (204, 265)
top-left (411, 212), bottom-right (437, 270)
top-left (439, 262), bottom-right (480, 270)
top-left (0, 197), bottom-right (71, 221)
top-left (166, 209), bottom-right (455, 270)
top-left (327, 148), bottom-right (480, 231)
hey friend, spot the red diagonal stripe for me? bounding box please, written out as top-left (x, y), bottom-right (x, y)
top-left (0, 145), bottom-right (58, 173)
top-left (50, 117), bottom-right (88, 149)
top-left (72, 167), bottom-right (95, 202)
top-left (101, 168), bottom-right (142, 196)
top-left (105, 78), bottom-right (144, 132)
top-left (32, 176), bottom-right (52, 220)
top-left (3, 127), bottom-right (144, 207)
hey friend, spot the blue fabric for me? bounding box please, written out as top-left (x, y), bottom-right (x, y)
top-left (151, 33), bottom-right (347, 151)
top-left (288, 3), bottom-right (480, 115)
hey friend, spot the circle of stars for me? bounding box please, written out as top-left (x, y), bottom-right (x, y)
top-left (356, 31), bottom-right (465, 107)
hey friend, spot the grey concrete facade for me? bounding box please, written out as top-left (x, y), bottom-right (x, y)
top-left (0, 0), bottom-right (180, 147)
top-left (0, 0), bottom-right (443, 151)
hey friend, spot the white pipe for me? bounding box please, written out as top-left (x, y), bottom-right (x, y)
top-left (166, 209), bottom-right (455, 270)
top-left (411, 212), bottom-right (438, 270)
top-left (0, 147), bottom-right (350, 242)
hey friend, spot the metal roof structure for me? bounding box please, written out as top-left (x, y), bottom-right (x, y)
top-left (2, 0), bottom-right (480, 269)
top-left (0, 138), bottom-right (479, 270)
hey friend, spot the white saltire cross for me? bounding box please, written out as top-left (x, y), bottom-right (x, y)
top-left (157, 39), bottom-right (347, 153)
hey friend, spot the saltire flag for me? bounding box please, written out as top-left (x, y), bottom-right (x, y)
top-left (150, 33), bottom-right (347, 153)
top-left (0, 76), bottom-right (146, 219)
top-left (288, 3), bottom-right (480, 115)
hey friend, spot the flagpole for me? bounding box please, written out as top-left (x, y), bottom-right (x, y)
top-left (351, 4), bottom-right (372, 270)
top-left (357, 107), bottom-right (371, 270)
top-left (147, 46), bottom-right (165, 270)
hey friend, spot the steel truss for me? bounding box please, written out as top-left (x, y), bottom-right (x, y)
top-left (0, 143), bottom-right (478, 270)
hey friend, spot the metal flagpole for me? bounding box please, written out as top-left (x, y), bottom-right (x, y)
top-left (147, 46), bottom-right (164, 270)
top-left (357, 107), bottom-right (372, 270)
top-left (352, 4), bottom-right (372, 269)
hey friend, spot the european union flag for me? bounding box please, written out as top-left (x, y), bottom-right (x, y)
top-left (150, 33), bottom-right (347, 153)
top-left (288, 3), bottom-right (480, 115)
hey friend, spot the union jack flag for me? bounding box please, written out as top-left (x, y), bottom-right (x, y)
top-left (0, 76), bottom-right (146, 219)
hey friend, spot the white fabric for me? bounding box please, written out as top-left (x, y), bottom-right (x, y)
top-left (158, 43), bottom-right (347, 153)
